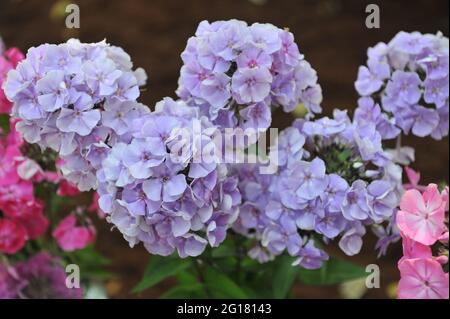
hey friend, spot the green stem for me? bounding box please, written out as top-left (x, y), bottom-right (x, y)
top-left (233, 233), bottom-right (245, 282)
top-left (194, 259), bottom-right (213, 298)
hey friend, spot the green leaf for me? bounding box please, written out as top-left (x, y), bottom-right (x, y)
top-left (66, 245), bottom-right (111, 280)
top-left (0, 114), bottom-right (10, 134)
top-left (298, 258), bottom-right (367, 286)
top-left (204, 267), bottom-right (249, 299)
top-left (176, 271), bottom-right (198, 286)
top-left (160, 283), bottom-right (205, 299)
top-left (132, 255), bottom-right (192, 293)
top-left (211, 243), bottom-right (236, 258)
top-left (272, 255), bottom-right (298, 298)
top-left (337, 149), bottom-right (352, 162)
top-left (69, 245), bottom-right (110, 266)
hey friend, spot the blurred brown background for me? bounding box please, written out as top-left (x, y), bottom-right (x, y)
top-left (0, 0), bottom-right (448, 298)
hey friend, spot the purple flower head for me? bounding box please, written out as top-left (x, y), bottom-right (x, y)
top-left (119, 183), bottom-right (160, 216)
top-left (424, 76), bottom-right (449, 108)
top-left (302, 115), bottom-right (347, 137)
top-left (239, 102), bottom-right (272, 130)
top-left (292, 240), bottom-right (329, 269)
top-left (209, 20), bottom-right (251, 61)
top-left (4, 39), bottom-right (146, 191)
top-left (341, 180), bottom-right (371, 221)
top-left (355, 65), bottom-right (385, 96)
top-left (372, 215), bottom-right (400, 257)
top-left (293, 157), bottom-right (327, 201)
top-left (82, 58), bottom-right (122, 96)
top-left (353, 121), bottom-right (384, 164)
top-left (176, 234), bottom-right (208, 258)
top-left (354, 97), bottom-right (400, 140)
top-left (338, 222), bottom-right (366, 256)
top-left (176, 19), bottom-right (322, 135)
top-left (432, 105), bottom-right (449, 139)
top-left (102, 100), bottom-right (143, 135)
top-left (142, 167), bottom-right (187, 203)
top-left (206, 214), bottom-right (230, 247)
top-left (278, 30), bottom-right (302, 67)
top-left (236, 47), bottom-right (273, 70)
top-left (393, 31), bottom-right (433, 55)
top-left (249, 23), bottom-right (282, 54)
top-left (367, 180), bottom-right (398, 223)
top-left (272, 126), bottom-right (305, 168)
top-left (36, 70), bottom-right (69, 112)
top-left (42, 44), bottom-right (82, 73)
top-left (123, 138), bottom-right (165, 179)
top-left (200, 73), bottom-right (231, 116)
top-left (419, 54), bottom-right (449, 80)
top-left (322, 174), bottom-right (349, 212)
top-left (386, 71), bottom-right (422, 106)
top-left (410, 105), bottom-right (440, 137)
top-left (113, 72), bottom-right (140, 102)
top-left (261, 216), bottom-right (302, 256)
top-left (316, 208), bottom-right (347, 239)
top-left (355, 31), bottom-right (449, 140)
top-left (1, 253), bottom-right (83, 299)
top-left (232, 67), bottom-right (272, 104)
top-left (56, 103), bottom-right (101, 137)
top-left (295, 198), bottom-right (324, 231)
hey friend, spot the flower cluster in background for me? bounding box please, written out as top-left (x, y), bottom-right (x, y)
top-left (0, 117), bottom-right (97, 298)
top-left (355, 31), bottom-right (449, 140)
top-left (396, 182), bottom-right (449, 299)
top-left (0, 119), bottom-right (49, 254)
top-left (177, 19), bottom-right (322, 133)
top-left (0, 252), bottom-right (82, 299)
top-left (0, 117), bottom-right (96, 255)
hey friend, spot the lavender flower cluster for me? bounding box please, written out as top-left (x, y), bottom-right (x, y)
top-left (3, 39), bottom-right (148, 191)
top-left (176, 20), bottom-right (322, 132)
top-left (96, 98), bottom-right (241, 257)
top-left (355, 31), bottom-right (449, 140)
top-left (233, 109), bottom-right (403, 268)
top-left (3, 39), bottom-right (242, 258)
top-left (7, 22), bottom-right (444, 268)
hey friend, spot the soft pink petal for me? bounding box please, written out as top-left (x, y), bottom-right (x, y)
top-left (423, 184), bottom-right (443, 212)
top-left (400, 232), bottom-right (432, 260)
top-left (398, 258), bottom-right (449, 299)
top-left (400, 189), bottom-right (426, 213)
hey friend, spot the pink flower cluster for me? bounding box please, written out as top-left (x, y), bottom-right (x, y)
top-left (0, 120), bottom-right (49, 254)
top-left (0, 43), bottom-right (24, 114)
top-left (1, 113), bottom-right (95, 255)
top-left (396, 181), bottom-right (449, 299)
top-left (52, 214), bottom-right (96, 252)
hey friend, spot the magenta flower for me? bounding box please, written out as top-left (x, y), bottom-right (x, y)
top-left (398, 258), bottom-right (449, 299)
top-left (403, 166), bottom-right (427, 191)
top-left (397, 184), bottom-right (446, 245)
top-left (52, 214), bottom-right (96, 252)
top-left (0, 219), bottom-right (26, 254)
